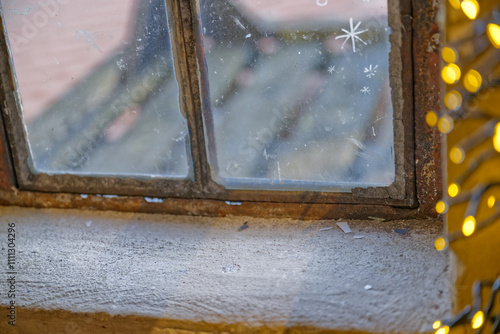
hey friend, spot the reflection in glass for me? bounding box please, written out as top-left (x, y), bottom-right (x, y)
top-left (1, 0), bottom-right (191, 178)
top-left (200, 0), bottom-right (395, 191)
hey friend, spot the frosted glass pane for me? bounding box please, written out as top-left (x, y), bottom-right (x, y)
top-left (200, 0), bottom-right (395, 191)
top-left (1, 0), bottom-right (191, 178)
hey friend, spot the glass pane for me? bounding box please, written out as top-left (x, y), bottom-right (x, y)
top-left (1, 0), bottom-right (191, 178)
top-left (200, 0), bottom-right (395, 191)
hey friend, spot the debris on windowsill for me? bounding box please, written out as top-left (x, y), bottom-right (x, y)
top-left (80, 194), bottom-right (88, 199)
top-left (144, 197), bottom-right (164, 203)
top-left (336, 222), bottom-right (352, 233)
top-left (364, 285), bottom-right (373, 290)
top-left (85, 221), bottom-right (92, 227)
top-left (353, 235), bottom-right (364, 239)
top-left (319, 227), bottom-right (333, 231)
top-left (238, 222), bottom-right (249, 231)
top-left (368, 216), bottom-right (385, 221)
top-left (222, 263), bottom-right (241, 273)
top-left (395, 228), bottom-right (409, 235)
top-left (225, 201), bottom-right (242, 205)
top-left (102, 195), bottom-right (119, 199)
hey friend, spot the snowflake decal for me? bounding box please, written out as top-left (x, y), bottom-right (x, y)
top-left (360, 86), bottom-right (370, 95)
top-left (364, 64), bottom-right (378, 78)
top-left (327, 65), bottom-right (336, 74)
top-left (335, 17), bottom-right (368, 53)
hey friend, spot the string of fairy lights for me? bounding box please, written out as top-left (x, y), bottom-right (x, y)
top-left (425, 0), bottom-right (500, 333)
top-left (432, 276), bottom-right (500, 333)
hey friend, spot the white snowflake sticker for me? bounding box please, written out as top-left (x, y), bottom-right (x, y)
top-left (327, 65), bottom-right (336, 74)
top-left (364, 64), bottom-right (378, 78)
top-left (361, 86), bottom-right (370, 95)
top-left (335, 17), bottom-right (368, 53)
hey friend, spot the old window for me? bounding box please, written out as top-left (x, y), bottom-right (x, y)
top-left (0, 0), bottom-right (439, 218)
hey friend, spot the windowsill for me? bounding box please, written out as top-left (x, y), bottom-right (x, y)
top-left (0, 206), bottom-right (449, 333)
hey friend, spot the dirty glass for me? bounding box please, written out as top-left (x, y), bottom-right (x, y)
top-left (200, 0), bottom-right (395, 191)
top-left (0, 0), bottom-right (192, 178)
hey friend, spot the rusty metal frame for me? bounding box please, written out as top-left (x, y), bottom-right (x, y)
top-left (0, 0), bottom-right (442, 219)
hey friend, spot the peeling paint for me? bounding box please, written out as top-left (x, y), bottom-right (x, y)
top-left (144, 197), bottom-right (164, 203)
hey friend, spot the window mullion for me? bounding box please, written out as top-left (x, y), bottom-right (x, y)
top-left (167, 0), bottom-right (221, 195)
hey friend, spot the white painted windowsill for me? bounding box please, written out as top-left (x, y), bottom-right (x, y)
top-left (0, 206), bottom-right (449, 333)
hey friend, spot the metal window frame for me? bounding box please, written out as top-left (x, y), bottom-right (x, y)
top-left (0, 0), bottom-right (442, 219)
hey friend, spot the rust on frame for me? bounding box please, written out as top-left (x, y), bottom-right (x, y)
top-left (0, 189), bottom-right (422, 220)
top-left (0, 18), bottom-right (16, 191)
top-left (0, 111), bottom-right (15, 191)
top-left (412, 0), bottom-right (443, 217)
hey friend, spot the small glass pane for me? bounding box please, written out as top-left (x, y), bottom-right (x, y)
top-left (1, 0), bottom-right (191, 178)
top-left (200, 0), bottom-right (395, 191)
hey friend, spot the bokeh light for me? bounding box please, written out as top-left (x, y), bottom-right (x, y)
top-left (462, 216), bottom-right (476, 237)
top-left (463, 69), bottom-right (482, 93)
top-left (487, 23), bottom-right (500, 48)
top-left (442, 63), bottom-right (461, 84)
top-left (444, 90), bottom-right (462, 111)
top-left (461, 0), bottom-right (479, 20)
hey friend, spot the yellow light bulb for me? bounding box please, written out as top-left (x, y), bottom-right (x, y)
top-left (444, 90), bottom-right (462, 111)
top-left (433, 320), bottom-right (442, 330)
top-left (441, 64), bottom-right (461, 84)
top-left (449, 146), bottom-right (464, 164)
top-left (464, 69), bottom-right (482, 93)
top-left (462, 216), bottom-right (476, 237)
top-left (435, 325), bottom-right (449, 334)
top-left (448, 183), bottom-right (459, 198)
top-left (448, 0), bottom-right (461, 10)
top-left (487, 23), bottom-right (500, 48)
top-left (435, 237), bottom-right (447, 251)
top-left (441, 47), bottom-right (457, 63)
top-left (471, 311), bottom-right (484, 329)
top-left (461, 0), bottom-right (479, 20)
top-left (426, 111), bottom-right (438, 127)
top-left (438, 115), bottom-right (454, 134)
top-left (494, 123), bottom-right (500, 153)
top-left (488, 195), bottom-right (496, 208)
top-left (436, 201), bottom-right (448, 214)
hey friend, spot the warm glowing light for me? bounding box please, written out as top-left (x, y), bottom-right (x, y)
top-left (435, 325), bottom-right (450, 334)
top-left (448, 183), bottom-right (459, 198)
top-left (450, 146), bottom-right (464, 164)
top-left (461, 0), bottom-right (479, 20)
top-left (436, 201), bottom-right (448, 214)
top-left (464, 69), bottom-right (482, 93)
top-left (494, 123), bottom-right (500, 153)
top-left (435, 237), bottom-right (447, 251)
top-left (488, 195), bottom-right (496, 208)
top-left (487, 24), bottom-right (500, 48)
top-left (472, 311), bottom-right (484, 329)
top-left (441, 63), bottom-right (461, 84)
top-left (448, 0), bottom-right (461, 10)
top-left (444, 90), bottom-right (462, 111)
top-left (462, 216), bottom-right (476, 237)
top-left (442, 47), bottom-right (457, 63)
top-left (438, 115), bottom-right (454, 134)
top-left (426, 111), bottom-right (438, 127)
top-left (433, 320), bottom-right (442, 330)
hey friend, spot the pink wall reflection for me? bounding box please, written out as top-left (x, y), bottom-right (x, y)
top-left (230, 0), bottom-right (387, 25)
top-left (1, 0), bottom-right (138, 122)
